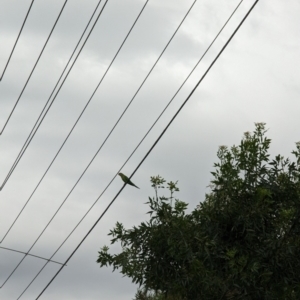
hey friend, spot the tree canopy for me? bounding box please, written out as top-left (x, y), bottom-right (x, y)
top-left (97, 123), bottom-right (300, 299)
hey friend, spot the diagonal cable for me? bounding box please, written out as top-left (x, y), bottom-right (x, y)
top-left (33, 3), bottom-right (260, 298)
top-left (0, 0), bottom-right (146, 243)
top-left (16, 0), bottom-right (250, 298)
top-left (0, 0), bottom-right (196, 248)
top-left (0, 0), bottom-right (69, 135)
top-left (1, 0), bottom-right (196, 288)
top-left (0, 0), bottom-right (107, 191)
top-left (0, 0), bottom-right (35, 81)
top-left (0, 246), bottom-right (66, 266)
top-left (0, 0), bottom-right (150, 288)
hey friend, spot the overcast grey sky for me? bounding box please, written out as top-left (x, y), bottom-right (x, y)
top-left (0, 0), bottom-right (299, 299)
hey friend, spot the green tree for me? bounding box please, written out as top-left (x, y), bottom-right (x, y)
top-left (97, 123), bottom-right (300, 299)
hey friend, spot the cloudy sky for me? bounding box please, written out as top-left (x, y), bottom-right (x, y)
top-left (0, 0), bottom-right (299, 299)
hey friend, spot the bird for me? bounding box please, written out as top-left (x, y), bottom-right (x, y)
top-left (118, 173), bottom-right (139, 189)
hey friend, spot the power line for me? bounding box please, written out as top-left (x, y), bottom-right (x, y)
top-left (0, 0), bottom-right (68, 135)
top-left (0, 0), bottom-right (146, 240)
top-left (0, 0), bottom-right (108, 191)
top-left (12, 0), bottom-right (203, 295)
top-left (13, 0), bottom-right (242, 295)
top-left (0, 0), bottom-right (150, 288)
top-left (1, 0), bottom-right (197, 291)
top-left (0, 246), bottom-right (66, 266)
top-left (0, 0), bottom-right (35, 81)
top-left (0, 0), bottom-right (195, 252)
top-left (18, 1), bottom-right (257, 298)
top-left (0, 0), bottom-right (108, 283)
top-left (35, 2), bottom-right (259, 297)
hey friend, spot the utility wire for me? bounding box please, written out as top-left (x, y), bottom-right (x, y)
top-left (0, 246), bottom-right (66, 266)
top-left (0, 0), bottom-right (147, 242)
top-left (0, 0), bottom-right (150, 288)
top-left (2, 0), bottom-right (196, 292)
top-left (35, 3), bottom-right (259, 297)
top-left (0, 0), bottom-right (195, 253)
top-left (0, 0), bottom-right (107, 191)
top-left (36, 2), bottom-right (259, 298)
top-left (14, 0), bottom-right (203, 296)
top-left (0, 0), bottom-right (35, 81)
top-left (0, 0), bottom-right (68, 135)
top-left (18, 1), bottom-right (256, 298)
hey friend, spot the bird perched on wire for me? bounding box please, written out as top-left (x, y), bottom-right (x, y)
top-left (118, 173), bottom-right (139, 189)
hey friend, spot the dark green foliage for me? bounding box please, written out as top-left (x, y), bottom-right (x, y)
top-left (133, 288), bottom-right (166, 300)
top-left (97, 123), bottom-right (300, 299)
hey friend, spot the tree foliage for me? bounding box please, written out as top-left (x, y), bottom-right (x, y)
top-left (97, 123), bottom-right (300, 299)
